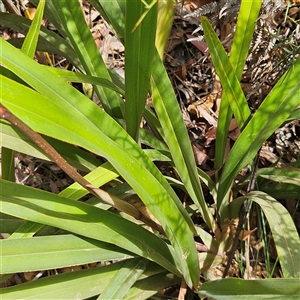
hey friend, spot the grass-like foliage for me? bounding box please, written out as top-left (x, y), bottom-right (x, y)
top-left (0, 0), bottom-right (299, 299)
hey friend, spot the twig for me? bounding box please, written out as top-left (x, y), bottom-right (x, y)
top-left (0, 104), bottom-right (164, 233)
top-left (2, 0), bottom-right (21, 15)
top-left (178, 278), bottom-right (187, 300)
top-left (222, 151), bottom-right (260, 278)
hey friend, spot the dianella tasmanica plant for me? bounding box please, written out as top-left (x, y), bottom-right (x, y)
top-left (0, 0), bottom-right (299, 299)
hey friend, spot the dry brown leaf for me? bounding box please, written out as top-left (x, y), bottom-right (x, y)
top-left (192, 143), bottom-right (208, 165)
top-left (238, 227), bottom-right (257, 241)
top-left (24, 271), bottom-right (37, 281)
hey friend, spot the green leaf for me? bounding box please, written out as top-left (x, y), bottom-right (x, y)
top-left (202, 16), bottom-right (251, 131)
top-left (98, 258), bottom-right (148, 299)
top-left (1, 147), bottom-right (15, 181)
top-left (89, 0), bottom-right (126, 38)
top-left (229, 0), bottom-right (262, 78)
top-left (1, 37), bottom-right (199, 288)
top-left (198, 278), bottom-right (300, 299)
top-left (0, 74), bottom-right (195, 287)
top-left (140, 126), bottom-right (168, 151)
top-left (59, 162), bottom-right (119, 200)
top-left (257, 167), bottom-right (300, 187)
top-left (230, 191), bottom-right (300, 278)
top-left (21, 0), bottom-right (45, 58)
top-left (0, 213), bottom-right (25, 234)
top-left (287, 107), bottom-right (300, 122)
top-left (30, 0), bottom-right (69, 39)
top-left (9, 221), bottom-right (45, 239)
top-left (0, 260), bottom-right (176, 300)
top-left (0, 121), bottom-right (101, 172)
top-left (124, 272), bottom-right (180, 300)
top-left (218, 56), bottom-right (300, 216)
top-left (211, 1), bottom-right (261, 168)
top-left (259, 183), bottom-right (300, 199)
top-left (151, 50), bottom-right (214, 231)
top-left (0, 179), bottom-right (180, 276)
top-left (0, 0), bottom-right (45, 185)
top-left (0, 12), bottom-right (82, 69)
top-left (0, 261), bottom-right (133, 299)
top-left (0, 39), bottom-right (198, 286)
top-left (1, 234), bottom-right (134, 274)
top-left (156, 0), bottom-right (174, 59)
top-left (50, 0), bottom-right (124, 117)
top-left (46, 66), bottom-right (125, 95)
top-left (125, 0), bottom-right (157, 140)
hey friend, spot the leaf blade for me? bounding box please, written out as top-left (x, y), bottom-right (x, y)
top-left (151, 50), bottom-right (215, 231)
top-left (1, 35), bottom-right (198, 290)
top-left (0, 261), bottom-right (130, 299)
top-left (218, 57), bottom-right (300, 214)
top-left (211, 1), bottom-right (261, 168)
top-left (50, 0), bottom-right (124, 117)
top-left (198, 278), bottom-right (300, 299)
top-left (202, 16), bottom-right (251, 130)
top-left (98, 258), bottom-right (148, 300)
top-left (1, 235), bottom-right (134, 274)
top-left (21, 0), bottom-right (45, 58)
top-left (0, 179), bottom-right (180, 276)
top-left (124, 0), bottom-right (157, 140)
top-left (230, 191), bottom-right (300, 278)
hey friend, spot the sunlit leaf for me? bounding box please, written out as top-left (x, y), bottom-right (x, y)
top-left (124, 0), bottom-right (157, 140)
top-left (49, 0), bottom-right (124, 117)
top-left (1, 235), bottom-right (134, 274)
top-left (202, 17), bottom-right (250, 130)
top-left (0, 179), bottom-right (180, 276)
top-left (0, 261), bottom-right (133, 299)
top-left (218, 56), bottom-right (300, 218)
top-left (151, 50), bottom-right (214, 232)
top-left (98, 258), bottom-right (148, 299)
top-left (0, 37), bottom-right (199, 288)
top-left (205, 0), bottom-right (262, 168)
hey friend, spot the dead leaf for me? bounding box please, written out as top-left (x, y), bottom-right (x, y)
top-left (185, 34), bottom-right (208, 55)
top-left (192, 143), bottom-right (208, 165)
top-left (238, 227), bottom-right (257, 241)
